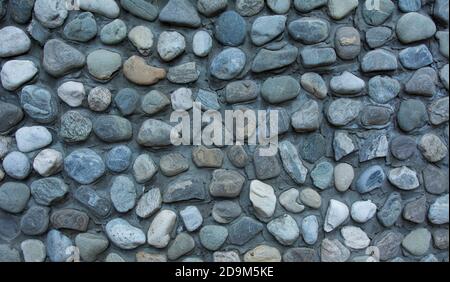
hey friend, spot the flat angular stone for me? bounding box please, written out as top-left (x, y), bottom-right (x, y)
top-left (163, 175), bottom-right (205, 203)
top-left (209, 169), bottom-right (245, 198)
top-left (74, 186), bottom-right (111, 218)
top-left (228, 216), bottom-right (263, 245)
top-left (279, 141), bottom-right (308, 184)
top-left (252, 44), bottom-right (298, 73)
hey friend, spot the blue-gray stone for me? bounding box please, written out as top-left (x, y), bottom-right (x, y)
top-left (300, 47), bottom-right (336, 68)
top-left (210, 48), bottom-right (246, 80)
top-left (377, 192), bottom-right (402, 227)
top-left (195, 89), bottom-right (221, 111)
top-left (120, 0), bottom-right (159, 21)
top-left (43, 39), bottom-right (86, 77)
top-left (0, 101), bottom-right (23, 134)
top-left (356, 165), bottom-right (385, 193)
top-left (399, 45), bottom-right (433, 70)
top-left (0, 244), bottom-right (20, 262)
top-left (251, 15), bottom-right (287, 46)
top-left (399, 0), bottom-right (421, 12)
top-left (27, 19), bottom-right (51, 46)
top-left (159, 0), bottom-right (201, 28)
top-left (252, 44), bottom-right (298, 73)
top-left (397, 99), bottom-right (428, 132)
top-left (288, 18), bottom-right (329, 44)
top-left (10, 0), bottom-right (34, 24)
top-left (74, 186), bottom-right (111, 218)
top-left (46, 230), bottom-right (73, 262)
top-left (20, 206), bottom-right (50, 235)
top-left (100, 19), bottom-right (127, 45)
top-left (434, 0), bottom-right (449, 26)
top-left (301, 215), bottom-right (319, 245)
top-left (93, 115), bottom-right (133, 143)
top-left (294, 0), bottom-right (327, 12)
top-left (20, 85), bottom-right (59, 124)
top-left (405, 67), bottom-right (437, 97)
top-left (300, 133), bottom-right (326, 163)
top-left (261, 76), bottom-right (300, 104)
top-left (199, 225), bottom-right (228, 251)
top-left (368, 76), bottom-right (400, 104)
top-left (106, 145), bottom-right (132, 173)
top-left (361, 49), bottom-right (398, 72)
top-left (362, 0), bottom-right (395, 26)
top-left (110, 175), bottom-right (136, 213)
top-left (0, 211), bottom-right (20, 241)
top-left (228, 216), bottom-right (263, 245)
top-left (63, 12), bottom-right (97, 42)
top-left (0, 182), bottom-right (30, 213)
top-left (215, 11), bottom-right (246, 46)
top-left (311, 161), bottom-right (334, 190)
top-left (2, 152), bottom-right (31, 180)
top-left (64, 149), bottom-right (106, 185)
top-left (115, 88), bottom-right (140, 116)
top-left (365, 27), bottom-right (392, 49)
top-left (163, 175), bottom-right (206, 203)
top-left (30, 177), bottom-right (69, 206)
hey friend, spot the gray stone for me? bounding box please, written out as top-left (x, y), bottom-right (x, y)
top-left (15, 126), bottom-right (52, 153)
top-left (209, 169), bottom-right (245, 198)
top-left (57, 81), bottom-right (85, 107)
top-left (200, 225), bottom-right (228, 251)
top-left (356, 165), bottom-right (385, 194)
top-left (106, 218), bottom-right (146, 250)
top-left (30, 177), bottom-right (68, 206)
top-left (334, 163), bottom-right (354, 192)
top-left (434, 0), bottom-right (449, 25)
top-left (419, 133), bottom-right (448, 163)
top-left (212, 201), bottom-right (242, 224)
top-left (294, 0), bottom-right (327, 12)
top-left (93, 115), bottom-right (132, 143)
top-left (402, 228), bottom-right (431, 256)
top-left (283, 247), bottom-right (319, 262)
top-left (160, 153), bottom-right (189, 177)
top-left (0, 102), bottom-right (23, 133)
top-left (330, 71), bottom-right (365, 95)
top-left (0, 26), bottom-right (31, 57)
top-left (157, 31), bottom-right (186, 62)
top-left (267, 0), bottom-right (291, 14)
top-left (46, 230), bottom-right (73, 262)
top-left (373, 231), bottom-right (403, 261)
top-left (360, 105), bottom-right (392, 129)
top-left (390, 135), bottom-right (416, 160)
top-left (302, 133), bottom-right (327, 163)
top-left (228, 216), bottom-right (263, 245)
top-left (2, 152), bottom-right (31, 180)
top-left (341, 226), bottom-right (371, 249)
top-left (335, 27), bottom-right (361, 60)
top-left (78, 0), bottom-right (120, 18)
top-left (60, 111), bottom-right (92, 143)
top-left (132, 154), bottom-right (157, 183)
top-left (311, 161), bottom-right (334, 190)
top-left (267, 214), bottom-right (300, 246)
top-left (351, 200), bottom-right (376, 223)
top-left (193, 30), bottom-right (213, 57)
top-left (114, 88), bottom-right (139, 116)
top-left (368, 76), bottom-right (400, 104)
top-left (377, 192), bottom-right (402, 227)
top-left (429, 97), bottom-right (449, 126)
top-left (251, 15), bottom-right (286, 46)
top-left (429, 194), bottom-right (449, 225)
top-left (362, 0), bottom-right (395, 26)
top-left (63, 12), bottom-right (97, 42)
top-left (10, 0), bottom-right (35, 24)
top-left (396, 12), bottom-right (437, 44)
top-left (43, 39), bottom-right (85, 77)
top-left (198, 0), bottom-right (228, 16)
top-left (159, 0), bottom-right (201, 28)
top-left (291, 100), bottom-right (322, 132)
top-left (87, 49), bottom-right (122, 81)
top-left (20, 85), bottom-right (58, 124)
top-left (34, 0), bottom-right (68, 29)
top-left (253, 146), bottom-right (281, 180)
top-left (27, 19), bottom-right (51, 46)
top-left (168, 233), bottom-right (195, 260)
top-left (388, 166), bottom-right (420, 191)
top-left (288, 18), bottom-right (329, 44)
top-left (327, 98), bottom-right (362, 126)
top-left (399, 0), bottom-right (421, 12)
top-left (210, 48), bottom-right (246, 80)
top-left (403, 195), bottom-right (427, 224)
top-left (120, 0), bottom-right (158, 21)
top-left (137, 119), bottom-right (174, 147)
top-left (301, 215), bottom-right (319, 245)
top-left (193, 146), bottom-right (224, 168)
top-left (128, 26), bottom-right (154, 55)
top-left (327, 0), bottom-right (358, 20)
top-left (21, 239), bottom-right (46, 262)
top-left (141, 90), bottom-right (170, 115)
top-left (100, 19), bottom-right (127, 45)
top-left (405, 67), bottom-right (437, 97)
top-left (324, 199), bottom-right (349, 232)
top-left (64, 149), bottom-right (105, 185)
top-left (399, 45), bottom-right (433, 70)
top-left (180, 206), bottom-right (203, 231)
top-left (358, 132), bottom-right (389, 162)
top-left (261, 76), bottom-right (300, 104)
top-left (423, 165), bottom-right (448, 195)
top-left (361, 49), bottom-right (398, 72)
top-left (301, 72), bottom-right (327, 99)
top-left (0, 182), bottom-right (30, 213)
top-left (75, 233), bottom-right (109, 262)
top-left (235, 0), bottom-right (263, 16)
top-left (110, 176), bottom-right (136, 213)
top-left (433, 229), bottom-right (449, 250)
top-left (196, 89), bottom-right (220, 111)
top-left (397, 99), bottom-right (428, 132)
top-left (227, 145), bottom-right (249, 168)
top-left (252, 44), bottom-right (298, 73)
top-left (0, 211), bottom-right (20, 241)
top-left (74, 186), bottom-right (111, 217)
top-left (366, 27), bottom-right (392, 49)
top-left (20, 206), bottom-right (50, 236)
top-left (0, 245), bottom-right (20, 262)
top-left (320, 238), bottom-right (350, 262)
top-left (300, 47), bottom-right (336, 68)
top-left (1, 60), bottom-right (38, 91)
top-left (279, 141), bottom-right (308, 184)
top-left (299, 188), bottom-right (322, 209)
top-left (136, 188), bottom-right (162, 219)
top-left (50, 209), bottom-right (89, 231)
top-left (163, 175), bottom-right (206, 203)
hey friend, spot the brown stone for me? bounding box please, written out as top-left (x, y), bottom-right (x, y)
top-left (123, 56), bottom-right (166, 85)
top-left (136, 251), bottom-right (167, 262)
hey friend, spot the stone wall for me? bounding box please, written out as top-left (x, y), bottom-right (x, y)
top-left (0, 0), bottom-right (448, 262)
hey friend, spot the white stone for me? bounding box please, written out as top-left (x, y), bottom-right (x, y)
top-left (21, 239), bottom-right (46, 262)
top-left (147, 210), bottom-right (177, 248)
top-left (334, 163), bottom-right (354, 192)
top-left (157, 31), bottom-right (186, 61)
top-left (428, 194), bottom-right (449, 225)
top-left (351, 200), bottom-right (377, 223)
top-left (171, 88), bottom-right (193, 110)
top-left (328, 0), bottom-right (359, 20)
top-left (279, 188), bottom-right (305, 213)
top-left (33, 149), bottom-right (63, 177)
top-left (330, 71), bottom-right (366, 95)
top-left (180, 206), bottom-right (203, 232)
top-left (341, 226), bottom-right (371, 250)
top-left (249, 180), bottom-right (277, 218)
top-left (267, 214), bottom-right (300, 246)
top-left (388, 166), bottom-right (420, 190)
top-left (419, 133), bottom-right (448, 163)
top-left (128, 26), bottom-right (154, 56)
top-left (1, 60), bottom-right (38, 91)
top-left (57, 81), bottom-right (85, 107)
top-left (105, 218), bottom-right (146, 250)
top-left (193, 30), bottom-right (213, 57)
top-left (15, 126), bottom-right (52, 153)
top-left (0, 26), bottom-right (31, 58)
top-left (213, 251), bottom-right (241, 262)
top-left (324, 199), bottom-right (349, 232)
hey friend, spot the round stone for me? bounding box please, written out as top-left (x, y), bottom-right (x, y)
top-left (15, 126), bottom-right (52, 153)
top-left (261, 76), bottom-right (300, 104)
top-left (327, 98), bottom-right (362, 126)
top-left (60, 111), bottom-right (92, 143)
top-left (302, 215), bottom-right (319, 245)
top-left (75, 233), bottom-right (109, 262)
top-left (251, 15), bottom-right (287, 46)
top-left (43, 39), bottom-right (85, 77)
top-left (402, 228), bottom-right (431, 256)
top-left (21, 240), bottom-right (46, 262)
top-left (0, 182), bottom-right (30, 214)
top-left (0, 60), bottom-right (38, 91)
top-left (46, 230), bottom-right (73, 262)
top-left (341, 226), bottom-right (371, 250)
top-left (236, 0), bottom-right (264, 16)
top-left (34, 0), bottom-right (68, 29)
top-left (351, 200), bottom-right (377, 223)
top-left (362, 0), bottom-right (395, 26)
top-left (356, 165), bottom-right (385, 193)
top-left (64, 149), bottom-right (106, 185)
top-left (88, 87), bottom-right (112, 112)
top-left (368, 76), bottom-right (400, 104)
top-left (390, 136), bottom-right (416, 160)
top-left (419, 134), bottom-right (448, 163)
top-left (93, 115), bottom-right (132, 143)
top-left (87, 49), bottom-right (122, 81)
top-left (106, 218), bottom-right (146, 250)
top-left (366, 27), bottom-right (392, 49)
top-left (30, 177), bottom-right (69, 206)
top-left (334, 163), bottom-right (354, 192)
top-left (324, 199), bottom-right (349, 232)
top-left (288, 17), bottom-right (329, 45)
top-left (215, 11), bottom-right (246, 47)
top-left (399, 0), bottom-right (421, 12)
top-left (157, 31), bottom-right (186, 62)
top-left (210, 48), bottom-right (246, 80)
top-left (267, 214), bottom-right (300, 246)
top-left (2, 151), bottom-right (31, 180)
top-left (0, 26), bottom-right (31, 57)
top-left (299, 187), bottom-right (321, 209)
top-left (20, 206), bottom-right (50, 236)
top-left (330, 71), bottom-right (365, 95)
top-left (57, 81), bottom-right (85, 107)
top-left (20, 85), bottom-right (59, 124)
top-left (198, 0), bottom-right (228, 16)
top-left (159, 153), bottom-right (189, 177)
top-left (33, 149), bottom-right (63, 177)
top-left (63, 12), bottom-right (97, 42)
top-left (128, 26), bottom-right (154, 56)
top-left (100, 19), bottom-right (127, 45)
top-left (193, 30), bottom-right (213, 57)
top-left (200, 225), bottom-right (228, 251)
top-left (106, 146), bottom-right (132, 173)
top-left (110, 175), bottom-right (136, 213)
top-left (267, 0), bottom-right (291, 14)
top-left (397, 99), bottom-right (428, 132)
top-left (180, 205), bottom-right (202, 231)
top-left (212, 201), bottom-right (242, 224)
top-left (334, 27), bottom-right (361, 60)
top-left (396, 12), bottom-right (437, 44)
top-left (115, 88), bottom-right (139, 116)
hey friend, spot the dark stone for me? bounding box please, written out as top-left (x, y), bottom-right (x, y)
top-left (20, 206), bottom-right (50, 236)
top-left (50, 209), bottom-right (89, 231)
top-left (366, 27), bottom-right (392, 49)
top-left (360, 105), bottom-right (391, 128)
top-left (0, 211), bottom-right (20, 241)
top-left (27, 19), bottom-right (51, 46)
top-left (0, 101), bottom-right (24, 134)
top-left (377, 192), bottom-right (402, 227)
top-left (215, 11), bottom-right (246, 46)
top-left (300, 133), bottom-right (326, 163)
top-left (283, 248), bottom-right (319, 262)
top-left (10, 0), bottom-right (35, 24)
top-left (63, 12), bottom-right (97, 42)
top-left (20, 85), bottom-right (59, 124)
top-left (390, 136), bottom-right (416, 160)
top-left (74, 186), bottom-right (111, 218)
top-left (397, 99), bottom-right (428, 132)
top-left (403, 195), bottom-right (427, 224)
top-left (228, 217), bottom-right (263, 245)
top-left (0, 182), bottom-right (30, 214)
top-left (252, 44), bottom-right (298, 73)
top-left (93, 115), bottom-right (133, 142)
top-left (159, 0), bottom-right (201, 28)
top-left (43, 39), bottom-right (85, 77)
top-left (60, 111), bottom-right (93, 143)
top-left (423, 165), bottom-right (449, 195)
top-left (373, 230), bottom-right (403, 261)
top-left (253, 146), bottom-right (281, 180)
top-left (163, 175), bottom-right (206, 203)
top-left (115, 88), bottom-right (140, 116)
top-left (30, 177), bottom-right (69, 206)
top-left (120, 0), bottom-right (159, 21)
top-left (399, 45), bottom-right (433, 70)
